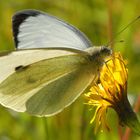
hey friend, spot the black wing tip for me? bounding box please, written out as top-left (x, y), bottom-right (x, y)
top-left (12, 9), bottom-right (42, 48)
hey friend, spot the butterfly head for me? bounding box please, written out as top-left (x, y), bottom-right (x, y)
top-left (100, 46), bottom-right (112, 58)
top-left (86, 46), bottom-right (112, 68)
top-left (86, 46), bottom-right (112, 59)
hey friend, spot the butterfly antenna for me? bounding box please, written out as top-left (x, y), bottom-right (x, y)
top-left (106, 15), bottom-right (140, 47)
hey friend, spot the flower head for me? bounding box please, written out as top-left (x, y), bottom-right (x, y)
top-left (85, 52), bottom-right (128, 133)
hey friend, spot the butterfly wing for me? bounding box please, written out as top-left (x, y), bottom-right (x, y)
top-left (0, 49), bottom-right (95, 116)
top-left (0, 9), bottom-right (95, 116)
top-left (12, 10), bottom-right (92, 50)
top-left (26, 68), bottom-right (94, 116)
top-left (0, 48), bottom-right (87, 83)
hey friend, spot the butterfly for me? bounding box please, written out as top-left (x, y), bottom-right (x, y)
top-left (0, 10), bottom-right (111, 117)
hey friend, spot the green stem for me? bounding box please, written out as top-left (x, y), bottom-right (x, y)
top-left (42, 117), bottom-right (49, 140)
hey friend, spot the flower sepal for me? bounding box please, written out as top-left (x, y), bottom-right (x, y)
top-left (114, 95), bottom-right (140, 135)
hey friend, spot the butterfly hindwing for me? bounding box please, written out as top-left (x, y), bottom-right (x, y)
top-left (26, 68), bottom-right (94, 116)
top-left (0, 51), bottom-right (95, 116)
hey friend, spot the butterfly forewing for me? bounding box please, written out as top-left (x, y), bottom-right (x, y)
top-left (0, 48), bottom-right (86, 83)
top-left (12, 10), bottom-right (92, 50)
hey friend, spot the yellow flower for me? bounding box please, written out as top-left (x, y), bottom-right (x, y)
top-left (85, 52), bottom-right (128, 133)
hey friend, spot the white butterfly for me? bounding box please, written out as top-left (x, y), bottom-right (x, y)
top-left (0, 10), bottom-right (111, 116)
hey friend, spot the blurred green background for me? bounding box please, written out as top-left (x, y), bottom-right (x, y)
top-left (0, 0), bottom-right (140, 140)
